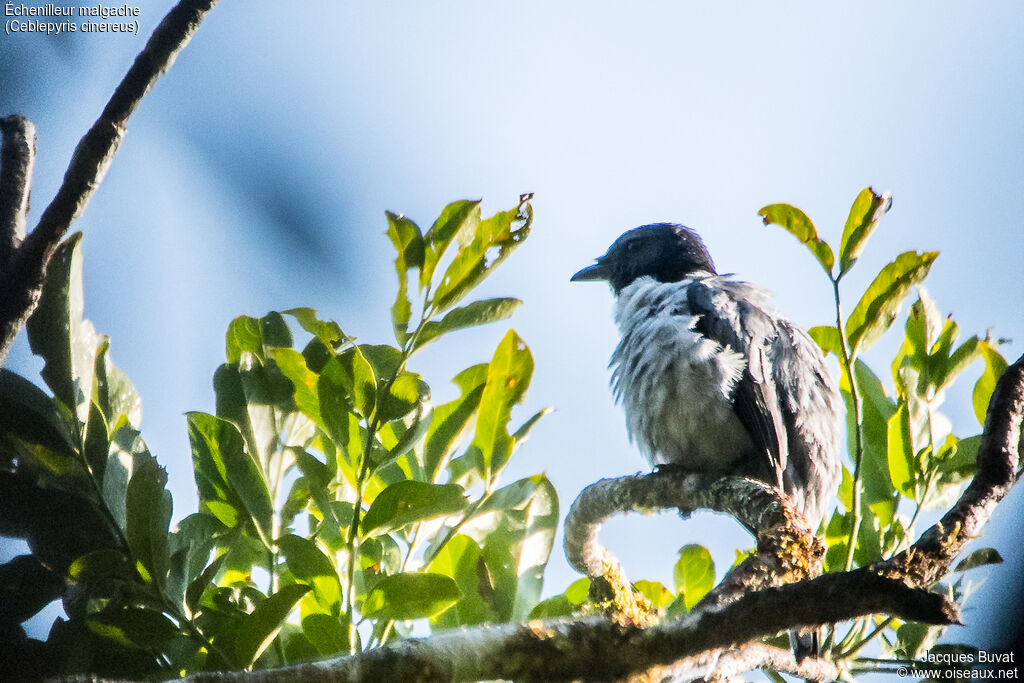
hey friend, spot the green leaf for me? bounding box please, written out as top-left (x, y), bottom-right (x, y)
top-left (186, 553), bottom-right (226, 615)
top-left (283, 308), bottom-right (349, 348)
top-left (225, 312), bottom-right (293, 364)
top-left (420, 200), bottom-right (482, 290)
top-left (886, 403), bottom-right (916, 498)
top-left (807, 325), bottom-right (842, 359)
top-left (301, 612), bottom-right (348, 656)
top-left (846, 251), bottom-right (939, 355)
top-left (0, 555), bottom-right (64, 624)
top-left (758, 204), bottom-right (834, 276)
top-left (234, 583), bottom-right (310, 667)
top-left (187, 412), bottom-right (274, 541)
top-left (125, 455), bottom-right (172, 588)
top-left (894, 621), bottom-right (943, 661)
top-left (272, 348), bottom-right (321, 425)
top-left (953, 547), bottom-right (1003, 573)
top-left (93, 340), bottom-right (143, 430)
top-left (427, 534), bottom-right (493, 628)
top-left (362, 481), bottom-right (467, 536)
top-left (934, 434), bottom-right (980, 487)
top-left (479, 474), bottom-right (558, 621)
top-left (278, 535), bottom-right (343, 616)
top-left (415, 298), bottom-right (523, 352)
top-left (88, 606), bottom-right (180, 650)
top-left (320, 347), bottom-right (377, 420)
top-left (511, 407), bottom-right (550, 444)
top-left (377, 371), bottom-right (430, 425)
top-left (361, 572), bottom-right (460, 621)
top-left (634, 580), bottom-right (674, 610)
top-left (0, 369), bottom-right (76, 455)
top-left (838, 187), bottom-right (892, 276)
top-left (673, 544), bottom-right (715, 610)
top-left (25, 232), bottom-right (102, 423)
top-left (432, 198), bottom-right (533, 312)
top-left (423, 365), bottom-right (488, 480)
top-left (472, 330), bottom-right (534, 477)
top-left (973, 342), bottom-right (1008, 426)
top-left (842, 360), bottom-right (897, 524)
top-left (386, 212), bottom-right (425, 345)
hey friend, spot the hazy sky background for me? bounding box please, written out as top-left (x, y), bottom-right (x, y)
top-left (3, 0), bottom-right (1023, 656)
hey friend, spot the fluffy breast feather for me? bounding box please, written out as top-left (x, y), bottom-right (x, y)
top-left (610, 277), bottom-right (754, 471)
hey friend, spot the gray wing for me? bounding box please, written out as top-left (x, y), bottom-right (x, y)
top-left (686, 280), bottom-right (788, 489)
top-left (770, 319), bottom-right (843, 525)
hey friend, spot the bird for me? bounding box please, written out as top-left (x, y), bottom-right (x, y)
top-left (571, 223), bottom-right (842, 657)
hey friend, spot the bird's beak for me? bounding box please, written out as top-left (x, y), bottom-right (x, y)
top-left (570, 260), bottom-right (609, 282)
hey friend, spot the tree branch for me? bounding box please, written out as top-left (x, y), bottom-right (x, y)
top-left (552, 352), bottom-right (1023, 680)
top-left (0, 0), bottom-right (219, 363)
top-left (0, 116), bottom-right (35, 269)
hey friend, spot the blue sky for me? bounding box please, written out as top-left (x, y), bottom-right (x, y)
top-left (3, 0), bottom-right (1023, 653)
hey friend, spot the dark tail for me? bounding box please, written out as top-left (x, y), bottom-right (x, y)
top-left (790, 627), bottom-right (818, 661)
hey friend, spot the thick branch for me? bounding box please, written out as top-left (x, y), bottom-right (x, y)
top-left (0, 0), bottom-right (219, 363)
top-left (0, 116), bottom-right (35, 268)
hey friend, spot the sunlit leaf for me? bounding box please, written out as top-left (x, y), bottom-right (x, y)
top-left (279, 534), bottom-right (343, 616)
top-left (319, 347), bottom-right (376, 421)
top-left (272, 348), bottom-right (321, 425)
top-left (432, 199), bottom-right (532, 312)
top-left (973, 342), bottom-right (1008, 426)
top-left (472, 330), bottom-right (534, 477)
top-left (807, 325), bottom-right (842, 359)
top-left (479, 474), bottom-right (558, 621)
top-left (420, 200), bottom-right (482, 290)
top-left (362, 481), bottom-right (467, 536)
top-left (673, 544), bottom-right (714, 610)
top-left (361, 572), bottom-right (460, 621)
top-left (758, 204), bottom-right (834, 276)
top-left (414, 298), bottom-right (523, 352)
top-left (886, 403), bottom-right (916, 498)
top-left (226, 312), bottom-right (292, 364)
top-left (427, 534), bottom-right (493, 628)
top-left (423, 365), bottom-right (487, 480)
top-left (283, 308), bottom-right (349, 349)
top-left (846, 251), bottom-right (938, 355)
top-left (838, 187), bottom-right (892, 276)
top-left (634, 580), bottom-right (674, 609)
top-left (386, 212), bottom-right (425, 345)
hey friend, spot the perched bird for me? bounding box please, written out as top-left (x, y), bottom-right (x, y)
top-left (571, 223), bottom-right (842, 656)
top-left (571, 223), bottom-right (841, 526)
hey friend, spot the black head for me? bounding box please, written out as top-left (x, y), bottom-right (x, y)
top-left (570, 223), bottom-right (716, 293)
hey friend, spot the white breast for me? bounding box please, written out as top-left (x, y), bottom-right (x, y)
top-left (610, 278), bottom-right (754, 471)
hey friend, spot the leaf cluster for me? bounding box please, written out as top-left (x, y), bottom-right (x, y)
top-left (0, 197), bottom-right (556, 678)
top-left (761, 188), bottom-right (1006, 669)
